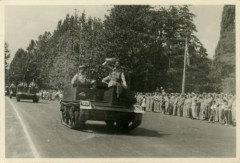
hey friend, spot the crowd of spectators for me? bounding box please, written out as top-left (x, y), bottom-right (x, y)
top-left (135, 91), bottom-right (236, 126)
top-left (39, 89), bottom-right (63, 101)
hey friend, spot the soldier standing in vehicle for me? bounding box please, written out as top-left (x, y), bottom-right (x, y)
top-left (102, 59), bottom-right (127, 98)
top-left (71, 65), bottom-right (95, 87)
top-left (17, 80), bottom-right (28, 92)
top-left (29, 79), bottom-right (38, 92)
top-left (71, 65), bottom-right (96, 100)
top-left (29, 79), bottom-right (37, 88)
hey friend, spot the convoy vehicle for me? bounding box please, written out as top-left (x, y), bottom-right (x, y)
top-left (16, 85), bottom-right (40, 103)
top-left (60, 82), bottom-right (144, 132)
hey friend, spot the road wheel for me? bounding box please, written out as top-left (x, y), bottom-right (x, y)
top-left (74, 109), bottom-right (89, 129)
top-left (60, 104), bottom-right (68, 124)
top-left (33, 97), bottom-right (39, 103)
top-left (105, 120), bottom-right (116, 129)
top-left (127, 113), bottom-right (143, 131)
top-left (69, 106), bottom-right (78, 129)
top-left (116, 120), bottom-right (131, 132)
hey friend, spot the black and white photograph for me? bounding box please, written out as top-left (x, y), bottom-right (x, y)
top-left (1, 0), bottom-right (239, 161)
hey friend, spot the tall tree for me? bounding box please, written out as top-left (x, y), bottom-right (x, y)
top-left (104, 5), bottom-right (211, 92)
top-left (211, 5), bottom-right (235, 93)
top-left (5, 42), bottom-right (10, 70)
top-left (5, 42), bottom-right (11, 85)
top-left (8, 48), bottom-right (28, 83)
top-left (8, 6), bottom-right (213, 92)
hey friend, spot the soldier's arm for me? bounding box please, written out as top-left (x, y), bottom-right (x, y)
top-left (102, 60), bottom-right (114, 71)
top-left (71, 74), bottom-right (78, 87)
top-left (102, 76), bottom-right (110, 84)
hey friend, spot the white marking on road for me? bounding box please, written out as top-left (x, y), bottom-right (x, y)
top-left (7, 98), bottom-right (40, 158)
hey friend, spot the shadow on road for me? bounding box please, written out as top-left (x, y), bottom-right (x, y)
top-left (13, 100), bottom-right (50, 104)
top-left (81, 123), bottom-right (169, 138)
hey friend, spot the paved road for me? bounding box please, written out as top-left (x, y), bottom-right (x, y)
top-left (5, 97), bottom-right (236, 158)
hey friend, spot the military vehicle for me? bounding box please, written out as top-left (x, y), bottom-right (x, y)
top-left (60, 82), bottom-right (144, 132)
top-left (16, 85), bottom-right (40, 103)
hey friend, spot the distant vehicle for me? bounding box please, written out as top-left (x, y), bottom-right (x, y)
top-left (16, 85), bottom-right (40, 103)
top-left (60, 82), bottom-right (144, 132)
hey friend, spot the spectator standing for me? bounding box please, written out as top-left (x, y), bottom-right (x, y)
top-left (164, 94), bottom-right (170, 114)
top-left (196, 95), bottom-right (201, 120)
top-left (141, 95), bottom-right (147, 111)
top-left (191, 94), bottom-right (197, 119)
top-left (172, 94), bottom-right (179, 116)
top-left (231, 96), bottom-right (236, 126)
top-left (222, 100), bottom-right (229, 125)
top-left (208, 100), bottom-right (217, 123)
top-left (145, 94), bottom-right (150, 112)
top-left (199, 95), bottom-right (205, 120)
top-left (177, 94), bottom-right (185, 116)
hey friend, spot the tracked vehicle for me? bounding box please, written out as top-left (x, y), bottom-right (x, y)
top-left (16, 85), bottom-right (40, 103)
top-left (60, 82), bottom-right (144, 132)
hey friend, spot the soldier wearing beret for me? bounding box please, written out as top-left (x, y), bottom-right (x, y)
top-left (71, 65), bottom-right (95, 87)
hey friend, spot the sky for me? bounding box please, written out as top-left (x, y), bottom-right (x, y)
top-left (5, 5), bottom-right (223, 61)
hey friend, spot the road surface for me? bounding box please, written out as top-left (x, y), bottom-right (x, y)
top-left (5, 97), bottom-right (236, 158)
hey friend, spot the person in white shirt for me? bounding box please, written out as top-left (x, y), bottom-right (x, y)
top-left (208, 100), bottom-right (217, 123)
top-left (141, 95), bottom-right (147, 111)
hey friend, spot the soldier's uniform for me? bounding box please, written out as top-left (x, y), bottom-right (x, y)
top-left (102, 67), bottom-right (127, 98)
top-left (71, 72), bottom-right (92, 87)
top-left (29, 81), bottom-right (37, 88)
top-left (150, 95), bottom-right (154, 112)
top-left (191, 95), bottom-right (197, 119)
top-left (214, 97), bottom-right (220, 122)
top-left (196, 96), bottom-right (201, 119)
top-left (208, 101), bottom-right (217, 123)
top-left (169, 94), bottom-right (175, 115)
top-left (187, 96), bottom-right (193, 118)
top-left (231, 96), bottom-right (236, 125)
top-left (218, 98), bottom-right (223, 123)
top-left (17, 81), bottom-right (28, 92)
top-left (183, 96), bottom-right (188, 118)
top-left (146, 95), bottom-right (150, 111)
top-left (164, 95), bottom-right (169, 114)
top-left (203, 97), bottom-right (209, 120)
top-left (172, 95), bottom-right (179, 116)
top-left (199, 96), bottom-right (205, 120)
top-left (156, 94), bottom-right (162, 112)
top-left (206, 95), bottom-right (213, 119)
top-left (29, 80), bottom-right (38, 93)
top-left (177, 95), bottom-right (185, 116)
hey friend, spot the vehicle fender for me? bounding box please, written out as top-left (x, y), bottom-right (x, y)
top-left (132, 104), bottom-right (145, 113)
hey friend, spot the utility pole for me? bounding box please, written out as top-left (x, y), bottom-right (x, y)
top-left (181, 38), bottom-right (188, 94)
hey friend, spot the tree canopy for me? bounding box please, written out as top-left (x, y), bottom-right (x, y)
top-left (211, 5), bottom-right (235, 93)
top-left (7, 5), bottom-right (215, 93)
